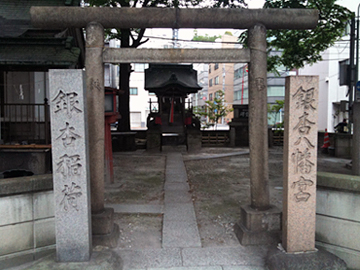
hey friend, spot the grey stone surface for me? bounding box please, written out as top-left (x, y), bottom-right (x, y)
top-left (34, 218), bottom-right (56, 248)
top-left (266, 245), bottom-right (347, 270)
top-left (164, 182), bottom-right (189, 191)
top-left (92, 224), bottom-right (120, 248)
top-left (0, 194), bottom-right (33, 226)
top-left (223, 267), bottom-right (266, 270)
top-left (317, 171), bottom-right (360, 192)
top-left (316, 215), bottom-right (360, 251)
top-left (317, 188), bottom-right (360, 222)
top-left (0, 252), bottom-right (34, 270)
top-left (182, 246), bottom-right (267, 267)
top-left (164, 190), bottom-right (192, 204)
top-left (149, 267), bottom-right (222, 270)
top-left (164, 203), bottom-right (197, 222)
top-left (11, 248), bottom-right (123, 270)
top-left (92, 208), bottom-right (114, 235)
top-left (118, 248), bottom-right (182, 270)
top-left (106, 203), bottom-right (164, 214)
top-left (49, 69), bottom-right (91, 262)
top-left (33, 191), bottom-right (55, 220)
top-left (0, 174), bottom-right (53, 196)
top-left (162, 220), bottom-right (201, 248)
top-left (316, 241), bottom-right (360, 270)
top-left (0, 222), bottom-right (33, 256)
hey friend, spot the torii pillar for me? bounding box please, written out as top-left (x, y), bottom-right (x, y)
top-left (85, 22), bottom-right (119, 247)
top-left (234, 24), bottom-right (281, 245)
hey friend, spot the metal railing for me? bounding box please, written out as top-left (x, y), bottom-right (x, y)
top-left (1, 99), bottom-right (50, 145)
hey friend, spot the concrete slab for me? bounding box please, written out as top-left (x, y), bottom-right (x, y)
top-left (165, 171), bottom-right (188, 183)
top-left (162, 220), bottom-right (201, 248)
top-left (118, 248), bottom-right (182, 270)
top-left (182, 246), bottom-right (267, 267)
top-left (223, 267), bottom-right (266, 270)
top-left (164, 190), bottom-right (192, 204)
top-left (148, 267), bottom-right (222, 270)
top-left (9, 248), bottom-right (122, 270)
top-left (106, 204), bottom-right (164, 214)
top-left (164, 203), bottom-right (197, 222)
top-left (164, 182), bottom-right (189, 191)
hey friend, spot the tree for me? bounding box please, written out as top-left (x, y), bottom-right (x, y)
top-left (87, 0), bottom-right (246, 131)
top-left (239, 0), bottom-right (354, 72)
top-left (196, 90), bottom-right (233, 130)
top-left (268, 99), bottom-right (284, 127)
top-left (192, 30), bottom-right (221, 42)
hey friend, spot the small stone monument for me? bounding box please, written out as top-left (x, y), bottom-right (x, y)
top-left (267, 76), bottom-right (346, 269)
top-left (49, 70), bottom-right (92, 262)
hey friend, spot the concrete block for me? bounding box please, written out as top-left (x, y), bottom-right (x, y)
top-left (0, 222), bottom-right (34, 256)
top-left (0, 194), bottom-right (33, 226)
top-left (34, 218), bottom-right (56, 248)
top-left (182, 246), bottom-right (266, 267)
top-left (34, 191), bottom-right (55, 220)
top-left (164, 182), bottom-right (189, 191)
top-left (0, 250), bottom-right (34, 270)
top-left (316, 241), bottom-right (360, 270)
top-left (120, 248), bottom-right (182, 269)
top-left (162, 220), bottom-right (201, 248)
top-left (148, 267), bottom-right (222, 270)
top-left (164, 190), bottom-right (192, 204)
top-left (316, 214), bottom-right (360, 251)
top-left (223, 267), bottom-right (266, 270)
top-left (164, 203), bottom-right (197, 222)
top-left (34, 245), bottom-right (56, 260)
top-left (317, 189), bottom-right (360, 222)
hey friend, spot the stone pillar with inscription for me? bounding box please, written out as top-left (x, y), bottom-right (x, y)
top-left (49, 70), bottom-right (91, 262)
top-left (85, 22), bottom-right (119, 247)
top-left (267, 76), bottom-right (346, 270)
top-left (234, 24), bottom-right (281, 245)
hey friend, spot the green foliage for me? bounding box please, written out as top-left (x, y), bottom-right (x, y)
top-left (196, 90), bottom-right (233, 130)
top-left (238, 0), bottom-right (353, 72)
top-left (192, 30), bottom-right (221, 42)
top-left (268, 100), bottom-right (284, 129)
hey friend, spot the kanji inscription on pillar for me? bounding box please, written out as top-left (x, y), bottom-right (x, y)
top-left (49, 70), bottom-right (91, 262)
top-left (283, 76), bottom-right (319, 253)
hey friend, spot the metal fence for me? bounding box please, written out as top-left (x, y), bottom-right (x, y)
top-left (1, 100), bottom-right (50, 144)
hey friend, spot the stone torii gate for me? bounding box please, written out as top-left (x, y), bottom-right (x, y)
top-left (31, 6), bottom-right (322, 264)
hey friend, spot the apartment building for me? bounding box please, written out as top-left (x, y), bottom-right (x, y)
top-left (207, 33), bottom-right (237, 123)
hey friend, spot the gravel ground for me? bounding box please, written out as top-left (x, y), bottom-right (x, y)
top-left (106, 147), bottom-right (352, 249)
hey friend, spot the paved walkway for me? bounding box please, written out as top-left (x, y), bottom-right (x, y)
top-left (9, 149), bottom-right (268, 270)
top-left (109, 151), bottom-right (268, 270)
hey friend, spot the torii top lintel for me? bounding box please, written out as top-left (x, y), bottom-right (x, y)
top-left (30, 7), bottom-right (318, 30)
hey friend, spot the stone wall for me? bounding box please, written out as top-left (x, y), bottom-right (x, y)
top-left (316, 172), bottom-right (360, 270)
top-left (0, 174), bottom-right (55, 270)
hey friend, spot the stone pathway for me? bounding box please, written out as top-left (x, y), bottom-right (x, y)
top-left (108, 151), bottom-right (267, 270)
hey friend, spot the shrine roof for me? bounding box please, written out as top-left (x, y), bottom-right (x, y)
top-left (145, 64), bottom-right (202, 95)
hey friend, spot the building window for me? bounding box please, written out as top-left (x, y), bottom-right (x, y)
top-left (209, 93), bottom-right (213, 101)
top-left (149, 92), bottom-right (155, 96)
top-left (214, 63), bottom-right (219, 70)
top-left (214, 76), bottom-right (219, 85)
top-left (209, 79), bottom-right (213, 87)
top-left (267, 86), bottom-right (285, 97)
top-left (130, 87), bottom-right (138, 95)
top-left (209, 65), bottom-right (211, 73)
top-left (133, 64), bottom-right (149, 72)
